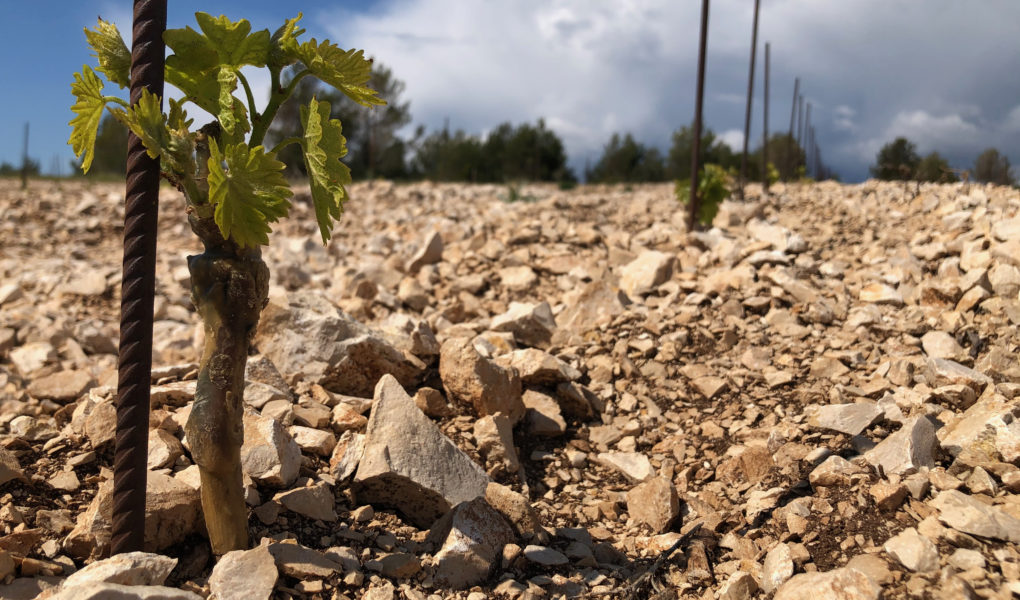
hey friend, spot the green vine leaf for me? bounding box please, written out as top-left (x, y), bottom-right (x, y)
top-left (195, 12), bottom-right (271, 68)
top-left (269, 14), bottom-right (305, 70)
top-left (207, 139), bottom-right (293, 248)
top-left (216, 66), bottom-right (250, 145)
top-left (290, 39), bottom-right (384, 107)
top-left (68, 66), bottom-right (109, 174)
top-left (109, 89), bottom-right (169, 162)
top-left (84, 18), bottom-right (131, 89)
top-left (165, 57), bottom-right (220, 115)
top-left (300, 97), bottom-right (351, 244)
top-left (165, 13), bottom-right (270, 118)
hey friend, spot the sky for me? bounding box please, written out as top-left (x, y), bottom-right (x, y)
top-left (2, 0), bottom-right (1019, 182)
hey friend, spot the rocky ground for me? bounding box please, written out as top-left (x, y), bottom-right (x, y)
top-left (0, 176), bottom-right (1018, 600)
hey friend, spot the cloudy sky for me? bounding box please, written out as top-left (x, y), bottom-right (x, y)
top-left (3, 0), bottom-right (1019, 181)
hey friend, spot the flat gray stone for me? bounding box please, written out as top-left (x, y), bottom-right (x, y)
top-left (274, 482), bottom-right (336, 522)
top-left (619, 250), bottom-right (674, 297)
top-left (26, 369), bottom-right (94, 402)
top-left (595, 452), bottom-right (654, 482)
top-left (938, 396), bottom-right (1020, 463)
top-left (47, 583), bottom-right (202, 600)
top-left (774, 568), bottom-right (880, 600)
top-left (522, 545), bottom-right (569, 566)
top-left (240, 412), bottom-right (301, 488)
top-left (807, 402), bottom-right (883, 435)
top-left (60, 552), bottom-right (177, 588)
top-left (926, 357), bottom-right (991, 393)
top-left (490, 301), bottom-right (557, 349)
top-left (267, 541), bottom-right (339, 579)
top-left (921, 331), bottom-right (967, 361)
top-left (209, 546), bottom-right (278, 600)
top-left (932, 489), bottom-right (1020, 543)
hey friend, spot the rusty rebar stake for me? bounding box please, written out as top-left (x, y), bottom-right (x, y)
top-left (687, 0), bottom-right (710, 231)
top-left (762, 41), bottom-right (770, 194)
top-left (112, 0), bottom-right (167, 555)
top-left (738, 0), bottom-right (760, 198)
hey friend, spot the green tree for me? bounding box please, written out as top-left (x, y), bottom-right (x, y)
top-left (973, 147), bottom-right (1015, 186)
top-left (0, 159), bottom-right (40, 176)
top-left (586, 133), bottom-right (665, 183)
top-left (481, 119), bottom-right (573, 183)
top-left (749, 133), bottom-right (803, 182)
top-left (915, 151), bottom-right (957, 183)
top-left (268, 61), bottom-right (411, 179)
top-left (871, 137), bottom-right (920, 180)
top-left (409, 119), bottom-right (574, 184)
top-left (410, 127), bottom-right (486, 181)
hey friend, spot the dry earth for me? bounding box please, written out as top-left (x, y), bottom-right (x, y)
top-left (1, 177), bottom-right (1019, 600)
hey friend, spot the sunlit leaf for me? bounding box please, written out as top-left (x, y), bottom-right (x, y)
top-left (300, 97), bottom-right (351, 244)
top-left (108, 88), bottom-right (169, 161)
top-left (84, 17), bottom-right (131, 89)
top-left (216, 66), bottom-right (250, 145)
top-left (194, 12), bottom-right (270, 68)
top-left (207, 139), bottom-right (293, 247)
top-left (291, 39), bottom-right (384, 107)
top-left (68, 66), bottom-right (108, 174)
top-left (165, 56), bottom-right (220, 115)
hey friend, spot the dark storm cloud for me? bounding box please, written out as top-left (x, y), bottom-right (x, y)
top-left (324, 0), bottom-right (1020, 181)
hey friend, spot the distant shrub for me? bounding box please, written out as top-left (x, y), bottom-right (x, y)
top-left (675, 163), bottom-right (730, 227)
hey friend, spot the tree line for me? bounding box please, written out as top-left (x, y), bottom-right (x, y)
top-left (77, 60), bottom-right (807, 186)
top-left (871, 137), bottom-right (1015, 186)
top-left (72, 61), bottom-right (1016, 188)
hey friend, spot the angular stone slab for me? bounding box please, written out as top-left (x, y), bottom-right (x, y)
top-left (938, 396), bottom-right (1020, 463)
top-left (428, 497), bottom-right (515, 589)
top-left (354, 375), bottom-right (490, 528)
top-left (439, 337), bottom-right (524, 424)
top-left (864, 416), bottom-right (936, 476)
top-left (255, 291), bottom-right (425, 397)
top-left (807, 402), bottom-right (883, 436)
top-left (209, 546), bottom-right (278, 600)
top-left (932, 489), bottom-right (1020, 543)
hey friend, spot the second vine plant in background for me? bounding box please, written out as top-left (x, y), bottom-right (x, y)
top-left (68, 12), bottom-right (384, 554)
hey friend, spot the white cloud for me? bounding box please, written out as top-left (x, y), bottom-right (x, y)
top-left (833, 105), bottom-right (857, 133)
top-left (84, 0), bottom-right (1020, 182)
top-left (318, 0), bottom-right (720, 171)
top-left (887, 110), bottom-right (980, 150)
top-left (718, 129), bottom-right (744, 151)
top-left (853, 109), bottom-right (981, 165)
top-left (1004, 105), bottom-right (1020, 132)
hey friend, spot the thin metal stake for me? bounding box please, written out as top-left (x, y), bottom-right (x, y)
top-left (762, 42), bottom-right (770, 194)
top-left (796, 94), bottom-right (804, 150)
top-left (738, 0), bottom-right (761, 198)
top-left (112, 0), bottom-right (167, 555)
top-left (788, 77), bottom-right (799, 138)
top-left (688, 0), bottom-right (710, 231)
top-left (20, 123), bottom-right (29, 190)
top-left (804, 103), bottom-right (812, 175)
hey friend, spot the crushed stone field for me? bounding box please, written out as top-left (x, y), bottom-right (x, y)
top-left (1, 177), bottom-right (1019, 600)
